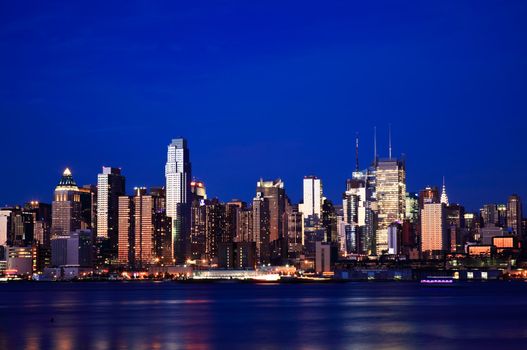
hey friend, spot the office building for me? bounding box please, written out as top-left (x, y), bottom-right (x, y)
top-left (375, 159), bottom-right (406, 254)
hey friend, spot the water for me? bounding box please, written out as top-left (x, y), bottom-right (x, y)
top-left (1, 281), bottom-right (526, 349)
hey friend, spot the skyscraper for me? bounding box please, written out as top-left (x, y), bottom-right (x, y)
top-left (118, 187), bottom-right (170, 268)
top-left (421, 203), bottom-right (447, 258)
top-left (255, 179), bottom-right (287, 263)
top-left (507, 194), bottom-right (523, 237)
top-left (165, 138), bottom-right (192, 263)
top-left (51, 168), bottom-right (82, 237)
top-left (375, 159), bottom-right (406, 254)
top-left (299, 176), bottom-right (323, 218)
top-left (252, 192), bottom-right (270, 265)
top-left (96, 167), bottom-right (125, 258)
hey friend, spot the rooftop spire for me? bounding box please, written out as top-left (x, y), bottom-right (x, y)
top-left (441, 176), bottom-right (449, 206)
top-left (56, 167), bottom-right (78, 190)
top-left (388, 123), bottom-right (392, 160)
top-left (355, 132), bottom-right (359, 172)
top-left (373, 126), bottom-right (377, 166)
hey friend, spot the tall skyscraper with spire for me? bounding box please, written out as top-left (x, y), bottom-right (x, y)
top-left (165, 138), bottom-right (192, 263)
top-left (374, 126), bottom-right (406, 254)
top-left (51, 168), bottom-right (82, 236)
top-left (440, 177), bottom-right (449, 206)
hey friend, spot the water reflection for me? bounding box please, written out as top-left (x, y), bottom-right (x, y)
top-left (2, 282), bottom-right (527, 349)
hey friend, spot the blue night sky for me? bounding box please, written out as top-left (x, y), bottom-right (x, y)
top-left (1, 1), bottom-right (526, 211)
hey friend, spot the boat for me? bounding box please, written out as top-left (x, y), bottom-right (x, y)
top-left (420, 276), bottom-right (454, 286)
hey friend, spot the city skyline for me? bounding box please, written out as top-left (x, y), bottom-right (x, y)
top-left (1, 2), bottom-right (527, 210)
top-left (0, 133), bottom-right (523, 214)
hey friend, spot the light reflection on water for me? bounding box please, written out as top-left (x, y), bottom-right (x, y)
top-left (1, 282), bottom-right (527, 350)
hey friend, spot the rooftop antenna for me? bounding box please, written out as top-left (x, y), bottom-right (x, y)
top-left (373, 126), bottom-right (377, 166)
top-left (355, 132), bottom-right (359, 172)
top-left (388, 123), bottom-right (392, 160)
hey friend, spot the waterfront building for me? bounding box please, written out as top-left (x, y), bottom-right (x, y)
top-left (50, 229), bottom-right (93, 267)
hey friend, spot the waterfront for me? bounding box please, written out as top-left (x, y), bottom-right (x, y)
top-left (1, 282), bottom-right (527, 349)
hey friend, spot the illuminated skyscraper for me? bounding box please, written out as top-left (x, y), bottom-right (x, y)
top-left (375, 159), bottom-right (406, 254)
top-left (421, 203), bottom-right (447, 257)
top-left (51, 168), bottom-right (82, 237)
top-left (507, 194), bottom-right (523, 237)
top-left (118, 187), bottom-right (170, 268)
top-left (252, 192), bottom-right (270, 264)
top-left (299, 176), bottom-right (323, 218)
top-left (96, 167), bottom-right (125, 257)
top-left (165, 138), bottom-right (192, 263)
top-left (255, 179), bottom-right (287, 263)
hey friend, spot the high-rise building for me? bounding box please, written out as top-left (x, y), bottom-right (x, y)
top-left (118, 187), bottom-right (171, 268)
top-left (481, 204), bottom-right (498, 226)
top-left (507, 194), bottom-right (523, 237)
top-left (286, 205), bottom-right (303, 258)
top-left (236, 207), bottom-right (253, 243)
top-left (225, 200), bottom-right (245, 244)
top-left (51, 168), bottom-right (82, 237)
top-left (252, 192), bottom-right (270, 265)
top-left (421, 203), bottom-right (447, 257)
top-left (203, 198), bottom-right (226, 261)
top-left (118, 195), bottom-right (134, 265)
top-left (299, 176), bottom-right (323, 218)
top-left (79, 184), bottom-right (97, 229)
top-left (405, 192), bottom-right (419, 223)
top-left (24, 201), bottom-right (52, 247)
top-left (50, 229), bottom-right (93, 267)
top-left (322, 199), bottom-right (338, 244)
top-left (96, 167), bottom-right (125, 258)
top-left (375, 159), bottom-right (406, 254)
top-left (165, 138), bottom-right (192, 263)
top-left (256, 179), bottom-right (287, 263)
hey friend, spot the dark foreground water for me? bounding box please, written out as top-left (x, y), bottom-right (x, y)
top-left (1, 281), bottom-right (527, 350)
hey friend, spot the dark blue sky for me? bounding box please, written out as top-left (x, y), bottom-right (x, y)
top-left (1, 1), bottom-right (526, 211)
